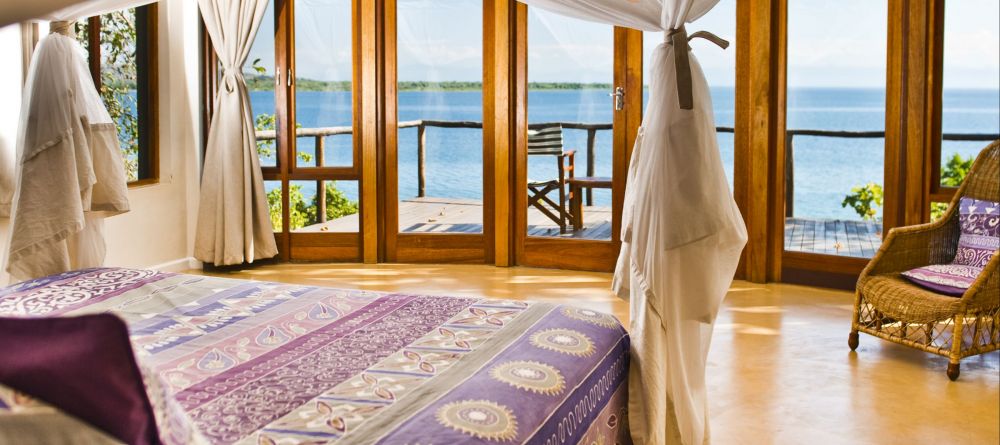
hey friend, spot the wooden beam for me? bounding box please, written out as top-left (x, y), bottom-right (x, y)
top-left (357, 0), bottom-right (379, 263)
top-left (734, 0), bottom-right (785, 283)
top-left (884, 0), bottom-right (940, 231)
top-left (483, 0), bottom-right (514, 266)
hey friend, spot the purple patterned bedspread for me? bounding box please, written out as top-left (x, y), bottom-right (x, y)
top-left (0, 268), bottom-right (630, 445)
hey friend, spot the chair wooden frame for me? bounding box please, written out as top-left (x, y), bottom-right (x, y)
top-left (849, 140), bottom-right (1000, 380)
top-left (527, 150), bottom-right (576, 233)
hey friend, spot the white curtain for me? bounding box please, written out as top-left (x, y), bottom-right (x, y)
top-left (518, 1), bottom-right (747, 444)
top-left (194, 0), bottom-right (277, 266)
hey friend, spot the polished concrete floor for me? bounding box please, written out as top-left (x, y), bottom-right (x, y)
top-left (192, 263), bottom-right (1000, 445)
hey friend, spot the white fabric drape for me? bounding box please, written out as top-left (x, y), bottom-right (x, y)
top-left (194, 0), bottom-right (277, 266)
top-left (39, 0), bottom-right (160, 21)
top-left (4, 26), bottom-right (130, 282)
top-left (518, 1), bottom-right (747, 444)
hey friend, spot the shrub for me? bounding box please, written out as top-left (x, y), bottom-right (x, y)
top-left (842, 182), bottom-right (884, 222)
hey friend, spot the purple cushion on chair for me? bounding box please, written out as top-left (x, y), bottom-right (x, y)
top-left (901, 264), bottom-right (982, 296)
top-left (0, 314), bottom-right (160, 445)
top-left (901, 197), bottom-right (999, 296)
top-left (954, 197), bottom-right (1000, 267)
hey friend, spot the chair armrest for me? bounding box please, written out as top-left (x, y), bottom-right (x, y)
top-left (962, 253), bottom-right (1000, 310)
top-left (861, 217), bottom-right (960, 278)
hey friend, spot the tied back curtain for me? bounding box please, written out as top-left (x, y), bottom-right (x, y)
top-left (194, 0), bottom-right (277, 266)
top-left (518, 1), bottom-right (747, 444)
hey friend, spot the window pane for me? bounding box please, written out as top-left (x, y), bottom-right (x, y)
top-left (75, 9), bottom-right (144, 181)
top-left (643, 0), bottom-right (735, 189)
top-left (395, 0), bottom-right (484, 234)
top-left (247, 3), bottom-right (277, 168)
top-left (785, 0), bottom-right (887, 258)
top-left (527, 7), bottom-right (613, 240)
top-left (295, 0), bottom-right (353, 169)
top-left (940, 0), bottom-right (1000, 187)
top-left (289, 180), bottom-right (360, 233)
top-left (265, 180), bottom-right (283, 232)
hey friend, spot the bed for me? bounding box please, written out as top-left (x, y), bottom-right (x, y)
top-left (0, 267), bottom-right (630, 444)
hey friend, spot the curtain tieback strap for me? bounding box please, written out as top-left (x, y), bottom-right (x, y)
top-left (221, 69), bottom-right (242, 94)
top-left (50, 21), bottom-right (76, 37)
top-left (667, 25), bottom-right (730, 110)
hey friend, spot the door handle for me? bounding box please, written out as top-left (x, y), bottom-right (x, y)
top-left (609, 86), bottom-right (624, 111)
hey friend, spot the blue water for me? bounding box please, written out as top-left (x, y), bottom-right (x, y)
top-left (251, 87), bottom-right (999, 220)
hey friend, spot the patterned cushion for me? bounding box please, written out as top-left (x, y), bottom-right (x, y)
top-left (901, 264), bottom-right (982, 296)
top-left (954, 197), bottom-right (1000, 267)
top-left (901, 197), bottom-right (999, 296)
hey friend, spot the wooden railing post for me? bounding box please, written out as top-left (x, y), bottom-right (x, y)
top-left (316, 135), bottom-right (326, 223)
top-left (784, 132), bottom-right (794, 218)
top-left (417, 123), bottom-right (426, 198)
top-left (586, 128), bottom-right (597, 206)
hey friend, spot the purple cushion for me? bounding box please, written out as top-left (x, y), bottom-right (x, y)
top-left (901, 264), bottom-right (982, 296)
top-left (901, 197), bottom-right (999, 296)
top-left (0, 314), bottom-right (160, 445)
top-left (954, 198), bottom-right (1000, 267)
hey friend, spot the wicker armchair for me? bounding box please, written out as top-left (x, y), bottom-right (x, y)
top-left (849, 140), bottom-right (1000, 381)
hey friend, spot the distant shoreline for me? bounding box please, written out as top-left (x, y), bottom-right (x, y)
top-left (245, 75), bottom-right (614, 92)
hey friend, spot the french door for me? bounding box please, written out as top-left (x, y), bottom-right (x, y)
top-left (512, 4), bottom-right (643, 271)
top-left (379, 0), bottom-right (494, 263)
top-left (247, 0), bottom-right (374, 262)
top-left (232, 0), bottom-right (641, 268)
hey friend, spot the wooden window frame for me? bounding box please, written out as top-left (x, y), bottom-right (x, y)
top-left (82, 4), bottom-right (159, 187)
top-left (735, 0), bottom-right (962, 289)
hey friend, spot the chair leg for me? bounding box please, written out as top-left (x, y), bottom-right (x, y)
top-left (947, 362), bottom-right (960, 381)
top-left (569, 185), bottom-right (583, 231)
top-left (947, 314), bottom-right (965, 381)
top-left (849, 291), bottom-right (862, 351)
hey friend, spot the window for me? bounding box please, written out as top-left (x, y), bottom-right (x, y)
top-left (931, 0), bottom-right (1000, 219)
top-left (76, 5), bottom-right (157, 183)
top-left (784, 0), bottom-right (888, 259)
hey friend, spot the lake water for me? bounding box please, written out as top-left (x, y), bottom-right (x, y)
top-left (251, 87), bottom-right (999, 220)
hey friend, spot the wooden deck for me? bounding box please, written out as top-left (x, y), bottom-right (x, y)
top-left (784, 217), bottom-right (882, 258)
top-left (299, 197), bottom-right (613, 240)
top-left (301, 201), bottom-right (879, 256)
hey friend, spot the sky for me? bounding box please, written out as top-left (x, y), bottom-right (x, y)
top-left (247, 0), bottom-right (1000, 90)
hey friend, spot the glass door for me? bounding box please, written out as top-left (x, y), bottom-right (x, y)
top-left (781, 0), bottom-right (889, 283)
top-left (247, 0), bottom-right (363, 261)
top-left (513, 4), bottom-right (642, 271)
top-left (381, 0), bottom-right (489, 263)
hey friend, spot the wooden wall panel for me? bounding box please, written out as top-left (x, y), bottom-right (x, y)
top-left (734, 0), bottom-right (784, 283)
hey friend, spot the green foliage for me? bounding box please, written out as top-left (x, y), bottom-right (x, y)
top-left (940, 153), bottom-right (973, 187)
top-left (930, 153), bottom-right (974, 220)
top-left (77, 9), bottom-right (140, 181)
top-left (842, 182), bottom-right (884, 221)
top-left (312, 183), bottom-right (359, 221)
top-left (265, 183), bottom-right (358, 231)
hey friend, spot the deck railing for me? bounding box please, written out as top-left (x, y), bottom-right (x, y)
top-left (256, 123), bottom-right (997, 216)
top-left (782, 129), bottom-right (999, 217)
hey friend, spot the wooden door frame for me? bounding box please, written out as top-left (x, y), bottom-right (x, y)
top-left (376, 0), bottom-right (499, 265)
top-left (511, 4), bottom-right (643, 272)
top-left (266, 0), bottom-right (375, 263)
